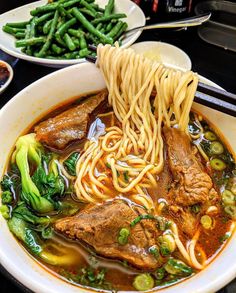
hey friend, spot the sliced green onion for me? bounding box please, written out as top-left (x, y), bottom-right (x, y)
top-left (118, 227), bottom-right (130, 245)
top-left (210, 141), bottom-right (224, 155)
top-left (123, 171), bottom-right (129, 183)
top-left (149, 245), bottom-right (159, 258)
top-left (0, 205), bottom-right (10, 219)
top-left (164, 258), bottom-right (193, 276)
top-left (105, 162), bottom-right (111, 169)
top-left (224, 205), bottom-right (236, 220)
top-left (130, 214), bottom-right (155, 227)
top-left (204, 131), bottom-right (217, 141)
top-left (200, 215), bottom-right (213, 229)
top-left (222, 190), bottom-right (235, 206)
top-left (191, 204), bottom-right (200, 214)
top-left (133, 273), bottom-right (154, 291)
top-left (158, 234), bottom-right (176, 256)
top-left (153, 267), bottom-right (165, 280)
top-left (210, 158), bottom-right (226, 171)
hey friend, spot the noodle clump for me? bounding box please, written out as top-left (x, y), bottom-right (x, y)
top-left (75, 44), bottom-right (198, 210)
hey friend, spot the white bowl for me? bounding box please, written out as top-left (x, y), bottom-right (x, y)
top-left (0, 0), bottom-right (145, 68)
top-left (0, 63), bottom-right (235, 293)
top-left (131, 41), bottom-right (192, 71)
top-left (0, 60), bottom-right (13, 94)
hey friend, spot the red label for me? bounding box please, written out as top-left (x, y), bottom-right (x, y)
top-left (152, 0), bottom-right (159, 13)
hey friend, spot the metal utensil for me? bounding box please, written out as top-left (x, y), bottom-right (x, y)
top-left (120, 13), bottom-right (211, 39)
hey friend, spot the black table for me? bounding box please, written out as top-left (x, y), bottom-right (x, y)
top-left (1, 1), bottom-right (236, 292)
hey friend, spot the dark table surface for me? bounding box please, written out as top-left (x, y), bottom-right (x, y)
top-left (1, 1), bottom-right (236, 292)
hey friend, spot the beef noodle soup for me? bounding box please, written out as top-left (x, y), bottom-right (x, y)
top-left (0, 45), bottom-right (235, 292)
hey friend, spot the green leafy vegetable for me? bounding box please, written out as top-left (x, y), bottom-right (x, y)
top-left (12, 133), bottom-right (54, 213)
top-left (63, 152), bottom-right (80, 176)
top-left (60, 267), bottom-right (112, 290)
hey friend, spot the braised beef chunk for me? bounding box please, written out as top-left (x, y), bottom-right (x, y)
top-left (55, 200), bottom-right (163, 270)
top-left (164, 127), bottom-right (218, 207)
top-left (35, 90), bottom-right (107, 150)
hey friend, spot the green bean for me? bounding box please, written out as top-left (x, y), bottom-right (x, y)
top-left (62, 0), bottom-right (81, 8)
top-left (68, 28), bottom-right (83, 38)
top-left (72, 8), bottom-right (113, 44)
top-left (80, 0), bottom-right (97, 16)
top-left (96, 23), bottom-right (103, 30)
top-left (15, 37), bottom-right (45, 48)
top-left (2, 26), bottom-right (25, 35)
top-left (63, 51), bottom-right (80, 59)
top-left (57, 18), bottom-right (77, 36)
top-left (79, 34), bottom-right (87, 49)
top-left (79, 8), bottom-right (96, 18)
top-left (90, 3), bottom-right (105, 13)
top-left (105, 22), bottom-right (114, 33)
top-left (43, 19), bottom-right (53, 35)
top-left (92, 13), bottom-right (126, 25)
top-left (79, 48), bottom-right (91, 58)
top-left (30, 3), bottom-right (58, 16)
top-left (34, 12), bottom-right (54, 25)
top-left (104, 0), bottom-right (114, 17)
top-left (29, 18), bottom-right (36, 38)
top-left (37, 10), bottom-right (59, 57)
top-left (72, 37), bottom-right (80, 48)
top-left (64, 33), bottom-right (76, 51)
top-left (85, 33), bottom-right (99, 45)
top-left (51, 43), bottom-right (64, 55)
top-left (107, 21), bottom-right (123, 38)
top-left (56, 17), bottom-right (65, 29)
top-left (24, 24), bottom-right (32, 55)
top-left (113, 22), bottom-right (128, 41)
top-left (58, 4), bottom-right (73, 18)
top-left (55, 32), bottom-right (66, 47)
top-left (15, 32), bottom-right (26, 39)
top-left (6, 21), bottom-right (29, 28)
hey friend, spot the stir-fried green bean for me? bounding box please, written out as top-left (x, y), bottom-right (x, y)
top-left (104, 0), bottom-right (114, 17)
top-left (72, 8), bottom-right (113, 44)
top-left (2, 0), bottom-right (128, 59)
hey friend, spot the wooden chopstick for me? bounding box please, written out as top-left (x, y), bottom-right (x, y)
top-left (86, 48), bottom-right (236, 117)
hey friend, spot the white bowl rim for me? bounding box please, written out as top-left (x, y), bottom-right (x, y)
top-left (0, 62), bottom-right (235, 293)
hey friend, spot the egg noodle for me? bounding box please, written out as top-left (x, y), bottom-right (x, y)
top-left (73, 44), bottom-right (202, 269)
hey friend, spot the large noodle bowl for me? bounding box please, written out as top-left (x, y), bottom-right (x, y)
top-left (0, 45), bottom-right (235, 292)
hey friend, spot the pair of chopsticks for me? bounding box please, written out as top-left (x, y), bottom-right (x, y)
top-left (87, 45), bottom-right (236, 117)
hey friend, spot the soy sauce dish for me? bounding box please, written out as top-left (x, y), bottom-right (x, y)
top-left (0, 60), bottom-right (13, 94)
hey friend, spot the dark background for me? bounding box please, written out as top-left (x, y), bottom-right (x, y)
top-left (0, 0), bottom-right (236, 292)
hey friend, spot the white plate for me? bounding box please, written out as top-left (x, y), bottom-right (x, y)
top-left (0, 0), bottom-right (145, 68)
top-left (0, 62), bottom-right (235, 293)
top-left (131, 41), bottom-right (192, 71)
